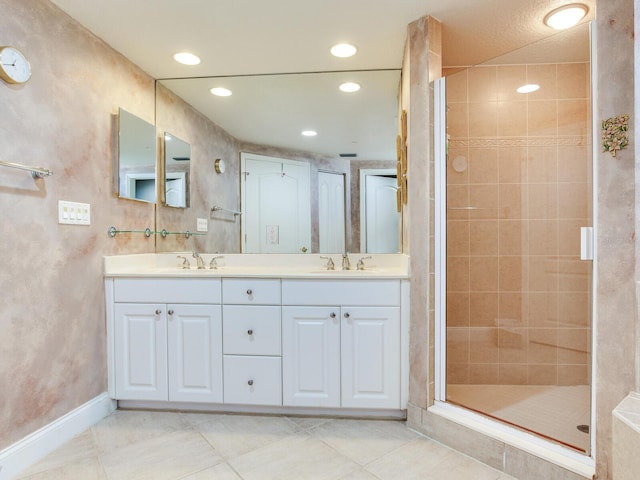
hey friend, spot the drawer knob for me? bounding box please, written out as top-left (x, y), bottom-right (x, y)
top-left (155, 309), bottom-right (162, 315)
top-left (344, 312), bottom-right (350, 319)
top-left (246, 289), bottom-right (253, 295)
top-left (330, 313), bottom-right (336, 318)
top-left (247, 379), bottom-right (254, 386)
top-left (247, 329), bottom-right (254, 335)
top-left (168, 309), bottom-right (174, 315)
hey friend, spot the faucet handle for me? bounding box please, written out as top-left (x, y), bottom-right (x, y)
top-left (176, 255), bottom-right (191, 269)
top-left (356, 256), bottom-right (372, 270)
top-left (319, 255), bottom-right (335, 270)
top-left (209, 255), bottom-right (224, 270)
top-left (192, 252), bottom-right (205, 269)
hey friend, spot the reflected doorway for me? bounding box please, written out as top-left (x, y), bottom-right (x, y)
top-left (359, 169), bottom-right (400, 253)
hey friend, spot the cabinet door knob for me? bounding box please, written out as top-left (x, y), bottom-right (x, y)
top-left (246, 289), bottom-right (253, 295)
top-left (247, 379), bottom-right (254, 386)
top-left (247, 329), bottom-right (254, 335)
top-left (168, 309), bottom-right (174, 315)
top-left (344, 312), bottom-right (350, 319)
top-left (330, 312), bottom-right (336, 318)
top-left (155, 309), bottom-right (162, 315)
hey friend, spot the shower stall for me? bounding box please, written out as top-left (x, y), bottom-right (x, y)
top-left (437, 23), bottom-right (593, 454)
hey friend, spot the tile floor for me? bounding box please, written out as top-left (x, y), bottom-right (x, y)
top-left (15, 409), bottom-right (518, 480)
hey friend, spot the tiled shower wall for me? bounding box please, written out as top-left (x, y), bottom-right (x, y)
top-left (445, 62), bottom-right (592, 386)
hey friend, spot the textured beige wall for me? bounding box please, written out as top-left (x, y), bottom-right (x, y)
top-left (594, 0), bottom-right (637, 477)
top-left (0, 0), bottom-right (154, 449)
top-left (0, 0), bottom-right (243, 451)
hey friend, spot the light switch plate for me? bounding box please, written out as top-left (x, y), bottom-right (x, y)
top-left (58, 200), bottom-right (90, 225)
top-left (197, 217), bottom-right (208, 232)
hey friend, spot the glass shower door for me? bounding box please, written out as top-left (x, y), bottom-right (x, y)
top-left (441, 24), bottom-right (593, 454)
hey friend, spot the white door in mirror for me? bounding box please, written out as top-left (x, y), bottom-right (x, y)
top-left (0, 46), bottom-right (31, 84)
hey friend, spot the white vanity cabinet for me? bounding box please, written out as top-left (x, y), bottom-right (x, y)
top-left (282, 279), bottom-right (401, 410)
top-left (221, 279), bottom-right (282, 406)
top-left (109, 278), bottom-right (223, 403)
top-left (105, 261), bottom-right (409, 416)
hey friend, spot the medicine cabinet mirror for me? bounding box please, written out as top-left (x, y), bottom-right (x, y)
top-left (117, 108), bottom-right (157, 203)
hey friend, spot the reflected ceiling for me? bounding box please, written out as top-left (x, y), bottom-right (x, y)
top-left (160, 70), bottom-right (401, 160)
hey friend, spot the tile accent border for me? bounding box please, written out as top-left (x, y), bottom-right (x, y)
top-left (0, 393), bottom-right (116, 480)
top-left (449, 135), bottom-right (590, 148)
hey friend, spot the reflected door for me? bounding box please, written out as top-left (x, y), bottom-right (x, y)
top-left (363, 175), bottom-right (399, 253)
top-left (318, 171), bottom-right (346, 253)
top-left (241, 153), bottom-right (311, 253)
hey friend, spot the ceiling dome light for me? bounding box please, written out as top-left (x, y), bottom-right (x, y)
top-left (173, 52), bottom-right (201, 65)
top-left (339, 82), bottom-right (361, 93)
top-left (210, 87), bottom-right (232, 97)
top-left (544, 4), bottom-right (588, 30)
top-left (330, 43), bottom-right (358, 58)
top-left (301, 130), bottom-right (317, 137)
top-left (516, 84), bottom-right (540, 94)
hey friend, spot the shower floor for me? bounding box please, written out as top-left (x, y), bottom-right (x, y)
top-left (447, 384), bottom-right (591, 453)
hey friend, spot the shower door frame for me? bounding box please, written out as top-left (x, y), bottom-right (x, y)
top-left (432, 26), bottom-right (598, 465)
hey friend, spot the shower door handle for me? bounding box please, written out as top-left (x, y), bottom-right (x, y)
top-left (580, 227), bottom-right (593, 260)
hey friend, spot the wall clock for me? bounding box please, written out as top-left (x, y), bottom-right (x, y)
top-left (0, 46), bottom-right (31, 84)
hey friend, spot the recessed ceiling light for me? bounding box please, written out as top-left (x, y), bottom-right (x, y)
top-left (516, 84), bottom-right (540, 93)
top-left (173, 52), bottom-right (201, 65)
top-left (544, 3), bottom-right (588, 30)
top-left (210, 87), bottom-right (232, 97)
top-left (330, 43), bottom-right (357, 58)
top-left (301, 130), bottom-right (317, 137)
top-left (339, 82), bottom-right (361, 93)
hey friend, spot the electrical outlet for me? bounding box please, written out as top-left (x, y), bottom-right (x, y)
top-left (58, 200), bottom-right (90, 225)
top-left (197, 217), bottom-right (208, 232)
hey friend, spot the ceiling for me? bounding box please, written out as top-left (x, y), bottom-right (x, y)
top-left (50, 0), bottom-right (595, 160)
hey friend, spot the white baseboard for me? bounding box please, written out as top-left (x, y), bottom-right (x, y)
top-left (0, 393), bottom-right (116, 480)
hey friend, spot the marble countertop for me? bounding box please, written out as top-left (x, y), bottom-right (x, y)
top-left (104, 253), bottom-right (410, 279)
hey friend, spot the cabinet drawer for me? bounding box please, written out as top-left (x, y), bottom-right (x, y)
top-left (223, 306), bottom-right (281, 355)
top-left (223, 356), bottom-right (282, 405)
top-left (114, 278), bottom-right (221, 304)
top-left (223, 278), bottom-right (281, 304)
top-left (281, 279), bottom-right (400, 306)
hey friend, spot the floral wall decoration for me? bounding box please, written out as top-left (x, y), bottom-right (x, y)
top-left (602, 113), bottom-right (630, 157)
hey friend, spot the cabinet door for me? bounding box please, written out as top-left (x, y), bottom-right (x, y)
top-left (114, 303), bottom-right (168, 401)
top-left (167, 304), bottom-right (223, 403)
top-left (341, 306), bottom-right (400, 409)
top-left (282, 306), bottom-right (340, 407)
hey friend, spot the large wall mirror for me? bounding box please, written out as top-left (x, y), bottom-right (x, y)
top-left (163, 132), bottom-right (190, 208)
top-left (117, 108), bottom-right (157, 203)
top-left (157, 69), bottom-right (402, 253)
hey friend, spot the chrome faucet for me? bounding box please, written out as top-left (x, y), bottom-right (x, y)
top-left (342, 253), bottom-right (351, 270)
top-left (176, 255), bottom-right (191, 269)
top-left (209, 255), bottom-right (224, 270)
top-left (192, 252), bottom-right (205, 269)
top-left (356, 256), bottom-right (372, 270)
top-left (319, 255), bottom-right (335, 270)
